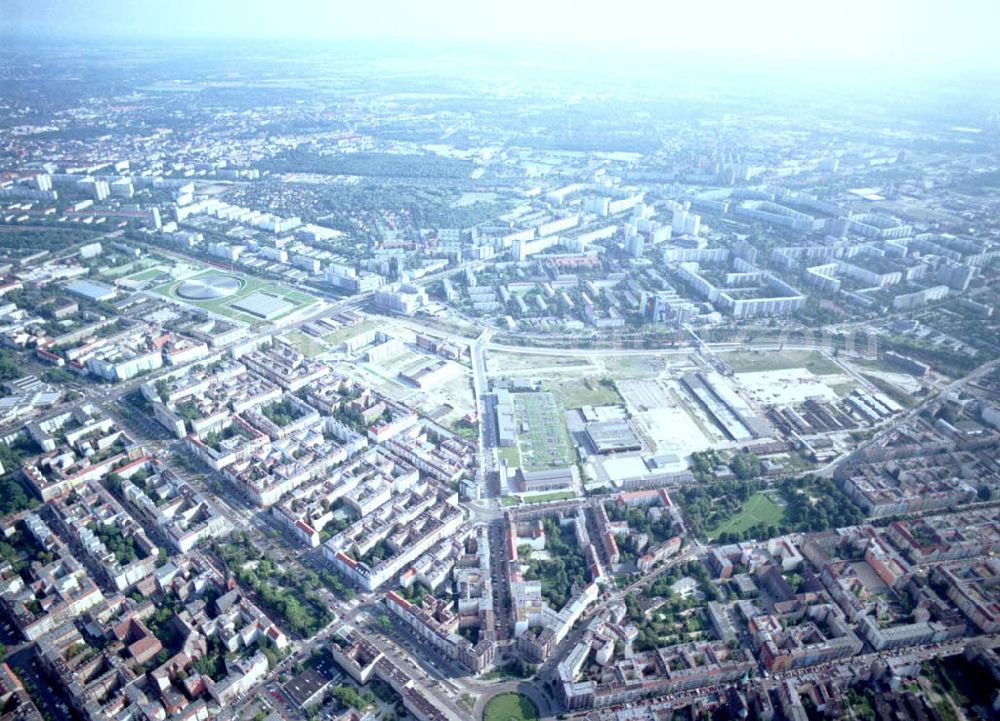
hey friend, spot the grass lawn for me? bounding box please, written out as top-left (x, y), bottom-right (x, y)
top-left (522, 490), bottom-right (576, 504)
top-left (322, 318), bottom-right (381, 347)
top-left (828, 380), bottom-right (859, 397)
top-left (126, 267), bottom-right (167, 282)
top-left (101, 258), bottom-right (156, 279)
top-left (844, 692), bottom-right (875, 720)
top-left (500, 495), bottom-right (520, 507)
top-left (720, 350), bottom-right (841, 376)
top-left (482, 693), bottom-right (538, 721)
top-left (601, 354), bottom-right (665, 378)
top-left (449, 422), bottom-right (478, 440)
top-left (282, 330), bottom-right (327, 358)
top-left (497, 445), bottom-right (521, 468)
top-left (543, 376), bottom-right (623, 409)
top-left (708, 493), bottom-right (785, 541)
top-left (101, 263), bottom-right (139, 279)
top-left (487, 351), bottom-right (593, 373)
top-left (923, 656), bottom-right (989, 712)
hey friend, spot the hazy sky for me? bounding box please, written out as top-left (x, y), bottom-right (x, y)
top-left (4, 0), bottom-right (1000, 71)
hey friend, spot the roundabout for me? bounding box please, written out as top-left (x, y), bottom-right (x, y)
top-left (481, 692), bottom-right (539, 721)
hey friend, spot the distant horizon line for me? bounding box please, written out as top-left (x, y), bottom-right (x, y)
top-left (2, 33), bottom-right (998, 77)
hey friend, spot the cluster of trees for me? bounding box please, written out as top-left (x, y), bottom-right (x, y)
top-left (523, 518), bottom-right (590, 609)
top-left (190, 635), bottom-right (229, 680)
top-left (0, 528), bottom-right (52, 574)
top-left (154, 379), bottom-right (171, 403)
top-left (678, 476), bottom-right (866, 544)
top-left (487, 659), bottom-right (537, 680)
top-left (333, 403), bottom-right (392, 434)
top-left (0, 227), bottom-right (100, 256)
top-left (0, 348), bottom-right (23, 382)
top-left (883, 335), bottom-right (979, 375)
top-left (261, 149), bottom-right (475, 180)
top-left (676, 480), bottom-right (765, 540)
top-left (143, 593), bottom-right (186, 653)
top-left (625, 566), bottom-right (720, 652)
top-left (713, 526), bottom-right (778, 546)
top-left (312, 565), bottom-right (354, 601)
top-left (415, 196), bottom-right (510, 230)
top-left (7, 285), bottom-right (115, 319)
top-left (936, 301), bottom-right (1000, 354)
top-left (95, 524), bottom-right (144, 564)
top-left (318, 509), bottom-right (351, 544)
top-left (631, 608), bottom-right (708, 653)
top-left (688, 450), bottom-right (724, 482)
top-left (0, 538), bottom-right (23, 574)
top-left (604, 502), bottom-right (675, 546)
top-left (358, 538), bottom-right (395, 566)
top-left (691, 450), bottom-right (761, 482)
top-left (329, 686), bottom-right (373, 712)
top-left (0, 477), bottom-right (36, 520)
top-left (779, 476), bottom-right (865, 532)
top-left (398, 581), bottom-right (432, 604)
top-left (262, 397), bottom-right (301, 427)
top-left (201, 423), bottom-right (249, 452)
top-left (170, 449), bottom-right (204, 475)
top-left (233, 176), bottom-right (507, 247)
top-left (646, 560), bottom-right (719, 602)
top-left (0, 436), bottom-right (40, 516)
top-left (41, 367), bottom-right (77, 385)
top-left (729, 452), bottom-right (762, 480)
top-left (123, 388), bottom-right (152, 413)
top-left (213, 533), bottom-right (332, 637)
top-left (174, 399), bottom-right (202, 431)
top-left (332, 404), bottom-right (370, 433)
top-left (796, 294), bottom-right (837, 319)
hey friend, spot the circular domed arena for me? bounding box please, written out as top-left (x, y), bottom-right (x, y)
top-left (175, 274), bottom-right (243, 301)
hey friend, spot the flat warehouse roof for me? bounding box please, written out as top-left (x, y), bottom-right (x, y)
top-left (66, 279), bottom-right (116, 300)
top-left (230, 290), bottom-right (294, 319)
top-left (586, 420), bottom-right (641, 452)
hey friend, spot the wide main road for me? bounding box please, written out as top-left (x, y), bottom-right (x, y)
top-left (470, 329), bottom-right (496, 498)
